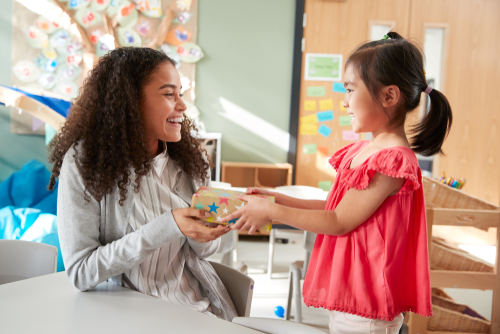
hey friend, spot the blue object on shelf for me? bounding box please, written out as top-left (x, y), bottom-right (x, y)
top-left (274, 306), bottom-right (285, 318)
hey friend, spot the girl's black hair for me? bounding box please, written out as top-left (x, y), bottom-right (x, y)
top-left (345, 31), bottom-right (452, 156)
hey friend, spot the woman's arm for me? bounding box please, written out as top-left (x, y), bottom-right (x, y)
top-left (222, 172), bottom-right (405, 235)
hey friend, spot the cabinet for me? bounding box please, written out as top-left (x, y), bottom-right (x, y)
top-left (221, 162), bottom-right (293, 188)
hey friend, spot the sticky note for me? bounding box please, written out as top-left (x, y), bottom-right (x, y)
top-left (333, 82), bottom-right (346, 93)
top-left (300, 114), bottom-right (318, 125)
top-left (307, 86), bottom-right (325, 97)
top-left (339, 101), bottom-right (347, 111)
top-left (317, 124), bottom-right (332, 138)
top-left (342, 130), bottom-right (359, 141)
top-left (304, 100), bottom-right (317, 111)
top-left (300, 124), bottom-right (318, 135)
top-left (318, 181), bottom-right (333, 191)
top-left (303, 143), bottom-right (317, 154)
top-left (319, 99), bottom-right (334, 110)
top-left (339, 115), bottom-right (352, 126)
top-left (316, 110), bottom-right (334, 122)
top-left (317, 146), bottom-right (328, 156)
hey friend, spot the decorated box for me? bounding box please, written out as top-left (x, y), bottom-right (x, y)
top-left (191, 186), bottom-right (275, 230)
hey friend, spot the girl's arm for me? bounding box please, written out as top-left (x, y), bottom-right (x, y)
top-left (247, 188), bottom-right (327, 210)
top-left (222, 172), bottom-right (405, 235)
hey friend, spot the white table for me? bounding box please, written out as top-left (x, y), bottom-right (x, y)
top-left (0, 272), bottom-right (260, 334)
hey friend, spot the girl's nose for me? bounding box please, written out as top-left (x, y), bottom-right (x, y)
top-left (342, 98), bottom-right (348, 109)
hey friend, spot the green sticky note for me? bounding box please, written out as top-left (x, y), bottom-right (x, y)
top-left (339, 115), bottom-right (353, 126)
top-left (305, 54), bottom-right (343, 81)
top-left (303, 143), bottom-right (317, 154)
top-left (318, 181), bottom-right (333, 191)
top-left (307, 86), bottom-right (325, 97)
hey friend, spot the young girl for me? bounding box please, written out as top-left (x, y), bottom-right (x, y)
top-left (222, 32), bottom-right (452, 333)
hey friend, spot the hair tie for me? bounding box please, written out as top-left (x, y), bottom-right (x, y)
top-left (381, 34), bottom-right (389, 40)
top-left (424, 86), bottom-right (433, 95)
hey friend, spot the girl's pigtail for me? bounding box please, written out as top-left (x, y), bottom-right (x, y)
top-left (411, 89), bottom-right (453, 156)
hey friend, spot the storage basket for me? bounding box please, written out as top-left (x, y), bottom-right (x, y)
top-left (430, 237), bottom-right (494, 272)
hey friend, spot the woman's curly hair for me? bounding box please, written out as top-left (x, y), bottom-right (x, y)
top-left (48, 47), bottom-right (209, 204)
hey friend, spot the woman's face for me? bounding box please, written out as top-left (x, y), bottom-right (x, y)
top-left (141, 62), bottom-right (186, 152)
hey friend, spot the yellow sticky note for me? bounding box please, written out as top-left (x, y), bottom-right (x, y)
top-left (299, 124), bottom-right (318, 135)
top-left (319, 99), bottom-right (334, 110)
top-left (300, 114), bottom-right (318, 125)
top-left (339, 101), bottom-right (347, 111)
top-left (304, 100), bottom-right (317, 111)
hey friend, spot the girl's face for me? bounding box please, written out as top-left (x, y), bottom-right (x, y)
top-left (141, 62), bottom-right (186, 152)
top-left (342, 65), bottom-right (389, 135)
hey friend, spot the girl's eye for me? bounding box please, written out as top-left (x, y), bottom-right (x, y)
top-left (347, 89), bottom-right (353, 93)
top-left (179, 93), bottom-right (183, 98)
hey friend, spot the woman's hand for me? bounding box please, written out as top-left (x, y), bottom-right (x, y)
top-left (172, 208), bottom-right (230, 243)
top-left (221, 195), bottom-right (274, 235)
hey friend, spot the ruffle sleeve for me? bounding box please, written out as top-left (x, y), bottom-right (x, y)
top-left (343, 149), bottom-right (421, 194)
top-left (328, 143), bottom-right (356, 171)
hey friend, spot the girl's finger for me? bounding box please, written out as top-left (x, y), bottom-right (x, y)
top-left (248, 225), bottom-right (258, 235)
top-left (230, 217), bottom-right (246, 230)
top-left (222, 211), bottom-right (239, 223)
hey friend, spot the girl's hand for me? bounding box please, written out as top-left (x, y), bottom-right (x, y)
top-left (172, 208), bottom-right (230, 243)
top-left (246, 187), bottom-right (274, 196)
top-left (221, 195), bottom-right (273, 235)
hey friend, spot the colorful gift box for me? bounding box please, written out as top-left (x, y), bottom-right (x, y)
top-left (191, 186), bottom-right (275, 230)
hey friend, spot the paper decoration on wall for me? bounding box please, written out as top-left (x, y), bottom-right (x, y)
top-left (90, 29), bottom-right (103, 44)
top-left (96, 34), bottom-right (115, 57)
top-left (317, 124), bottom-right (332, 138)
top-left (65, 52), bottom-right (83, 68)
top-left (318, 181), bottom-right (332, 191)
top-left (42, 47), bottom-right (58, 60)
top-left (34, 17), bottom-right (59, 34)
top-left (301, 114), bottom-right (317, 125)
top-left (117, 27), bottom-right (142, 47)
top-left (32, 117), bottom-right (44, 132)
top-left (160, 44), bottom-right (181, 68)
top-left (178, 71), bottom-right (191, 93)
top-left (13, 61), bottom-right (41, 83)
top-left (342, 130), bottom-right (359, 141)
top-left (173, 11), bottom-right (192, 24)
top-left (339, 115), bottom-right (352, 126)
top-left (303, 143), bottom-right (317, 154)
top-left (134, 17), bottom-right (154, 37)
top-left (317, 146), bottom-right (328, 156)
top-left (35, 56), bottom-right (58, 73)
top-left (45, 123), bottom-right (57, 145)
top-left (117, 2), bottom-right (139, 27)
top-left (333, 82), bottom-right (346, 93)
top-left (67, 0), bottom-right (91, 10)
top-left (304, 100), bottom-right (316, 111)
top-left (319, 99), bottom-right (333, 110)
top-left (24, 26), bottom-right (49, 49)
top-left (91, 0), bottom-right (111, 11)
top-left (316, 110), bottom-right (334, 122)
top-left (305, 53), bottom-right (343, 81)
top-left (52, 81), bottom-right (79, 99)
top-left (138, 0), bottom-right (163, 18)
top-left (307, 86), bottom-right (325, 97)
top-left (339, 101), bottom-right (347, 111)
top-left (299, 124), bottom-right (317, 135)
top-left (50, 30), bottom-right (72, 51)
top-left (75, 8), bottom-right (102, 28)
top-left (57, 64), bottom-right (83, 81)
top-left (176, 0), bottom-right (192, 11)
top-left (165, 27), bottom-right (192, 46)
top-left (38, 73), bottom-right (57, 89)
top-left (107, 0), bottom-right (126, 17)
top-left (177, 43), bottom-right (203, 63)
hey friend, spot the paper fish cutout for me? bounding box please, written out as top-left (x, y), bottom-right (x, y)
top-left (165, 27), bottom-right (192, 46)
top-left (177, 43), bottom-right (203, 63)
top-left (134, 17), bottom-right (154, 37)
top-left (13, 61), bottom-right (41, 83)
top-left (117, 2), bottom-right (138, 28)
top-left (50, 30), bottom-right (72, 50)
top-left (117, 27), bottom-right (142, 47)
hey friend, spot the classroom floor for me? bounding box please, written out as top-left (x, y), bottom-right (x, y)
top-left (208, 229), bottom-right (495, 332)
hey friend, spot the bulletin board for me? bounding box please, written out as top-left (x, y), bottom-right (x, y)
top-left (10, 0), bottom-right (200, 135)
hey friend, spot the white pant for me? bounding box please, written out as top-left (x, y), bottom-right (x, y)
top-left (329, 311), bottom-right (403, 334)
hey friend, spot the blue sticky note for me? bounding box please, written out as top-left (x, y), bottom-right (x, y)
top-left (317, 124), bottom-right (332, 138)
top-left (333, 82), bottom-right (346, 93)
top-left (316, 110), bottom-right (334, 122)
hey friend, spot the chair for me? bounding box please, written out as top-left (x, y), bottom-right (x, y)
top-left (232, 317), bottom-right (326, 334)
top-left (209, 261), bottom-right (255, 317)
top-left (0, 239), bottom-right (58, 285)
top-left (286, 231), bottom-right (317, 323)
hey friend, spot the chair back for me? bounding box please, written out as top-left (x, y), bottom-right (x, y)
top-left (0, 240), bottom-right (57, 284)
top-left (232, 317), bottom-right (326, 334)
top-left (303, 231), bottom-right (317, 252)
top-left (209, 261), bottom-right (254, 317)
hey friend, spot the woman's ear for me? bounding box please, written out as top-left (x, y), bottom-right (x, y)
top-left (380, 85), bottom-right (400, 108)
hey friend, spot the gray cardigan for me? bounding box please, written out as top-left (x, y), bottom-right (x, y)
top-left (57, 145), bottom-right (237, 321)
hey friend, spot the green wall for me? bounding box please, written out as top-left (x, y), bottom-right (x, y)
top-left (0, 0), bottom-right (296, 181)
top-left (0, 0), bottom-right (51, 182)
top-left (196, 0), bottom-right (295, 163)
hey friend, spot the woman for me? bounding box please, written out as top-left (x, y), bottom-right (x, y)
top-left (48, 47), bottom-right (237, 320)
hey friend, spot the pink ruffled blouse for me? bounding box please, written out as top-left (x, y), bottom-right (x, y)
top-left (302, 141), bottom-right (433, 321)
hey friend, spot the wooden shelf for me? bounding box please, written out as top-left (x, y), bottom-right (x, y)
top-left (221, 161), bottom-right (293, 188)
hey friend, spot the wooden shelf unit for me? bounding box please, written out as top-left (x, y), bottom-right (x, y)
top-left (221, 161), bottom-right (293, 188)
top-left (407, 177), bottom-right (500, 334)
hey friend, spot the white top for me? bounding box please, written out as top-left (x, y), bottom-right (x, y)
top-left (125, 147), bottom-right (213, 316)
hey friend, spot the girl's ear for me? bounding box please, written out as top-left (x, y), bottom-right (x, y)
top-left (380, 85), bottom-right (400, 108)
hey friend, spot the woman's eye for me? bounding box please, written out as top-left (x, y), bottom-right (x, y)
top-left (164, 93), bottom-right (174, 97)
